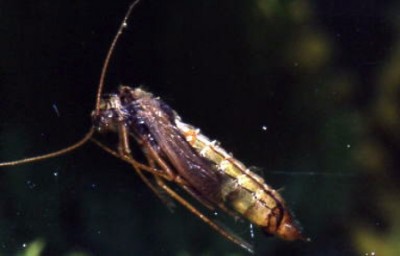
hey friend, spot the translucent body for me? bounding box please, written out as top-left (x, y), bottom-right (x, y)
top-left (176, 120), bottom-right (305, 241)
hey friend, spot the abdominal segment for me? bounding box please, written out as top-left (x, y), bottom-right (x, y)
top-left (176, 120), bottom-right (305, 240)
top-left (95, 86), bottom-right (305, 241)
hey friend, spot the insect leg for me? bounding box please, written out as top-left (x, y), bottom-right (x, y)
top-left (90, 138), bottom-right (170, 180)
top-left (141, 152), bottom-right (219, 211)
top-left (174, 180), bottom-right (243, 222)
top-left (90, 138), bottom-right (175, 209)
top-left (154, 176), bottom-right (254, 254)
top-left (94, 137), bottom-right (252, 251)
top-left (139, 139), bottom-right (177, 180)
top-left (126, 158), bottom-right (175, 210)
top-left (117, 121), bottom-right (133, 155)
top-left (139, 136), bottom-right (242, 219)
top-left (117, 123), bottom-right (179, 181)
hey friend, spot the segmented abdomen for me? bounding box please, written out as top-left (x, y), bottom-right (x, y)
top-left (176, 120), bottom-right (304, 240)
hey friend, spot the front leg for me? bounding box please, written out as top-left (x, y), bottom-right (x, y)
top-left (118, 122), bottom-right (132, 156)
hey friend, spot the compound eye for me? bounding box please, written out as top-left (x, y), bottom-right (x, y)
top-left (92, 109), bottom-right (120, 133)
top-left (91, 115), bottom-right (105, 132)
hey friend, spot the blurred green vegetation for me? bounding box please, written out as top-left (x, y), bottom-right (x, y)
top-left (8, 239), bottom-right (90, 256)
top-left (1, 0), bottom-right (399, 255)
top-left (16, 240), bottom-right (45, 256)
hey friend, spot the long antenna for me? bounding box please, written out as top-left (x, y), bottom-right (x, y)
top-left (0, 1), bottom-right (141, 167)
top-left (95, 0), bottom-right (141, 113)
top-left (0, 129), bottom-right (94, 167)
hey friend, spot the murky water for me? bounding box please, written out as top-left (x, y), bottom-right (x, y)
top-left (1, 1), bottom-right (399, 255)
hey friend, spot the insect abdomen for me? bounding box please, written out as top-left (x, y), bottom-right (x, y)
top-left (176, 120), bottom-right (305, 241)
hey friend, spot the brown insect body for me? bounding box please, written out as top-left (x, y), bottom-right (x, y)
top-left (93, 86), bottom-right (305, 241)
top-left (177, 120), bottom-right (305, 241)
top-left (1, 1), bottom-right (307, 253)
top-left (93, 86), bottom-right (223, 204)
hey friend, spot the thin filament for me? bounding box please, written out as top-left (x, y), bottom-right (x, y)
top-left (95, 0), bottom-right (141, 113)
top-left (0, 128), bottom-right (94, 167)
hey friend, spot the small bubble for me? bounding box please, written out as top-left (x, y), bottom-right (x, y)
top-left (52, 104), bottom-right (60, 117)
top-left (213, 212), bottom-right (218, 216)
top-left (53, 172), bottom-right (59, 177)
top-left (91, 183), bottom-right (97, 189)
top-left (22, 243), bottom-right (26, 248)
top-left (261, 125), bottom-right (267, 131)
top-left (26, 180), bottom-right (37, 189)
top-left (249, 224), bottom-right (255, 239)
top-left (346, 144), bottom-right (351, 149)
top-left (122, 22), bottom-right (127, 27)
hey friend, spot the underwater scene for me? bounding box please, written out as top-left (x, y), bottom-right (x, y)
top-left (1, 0), bottom-right (399, 255)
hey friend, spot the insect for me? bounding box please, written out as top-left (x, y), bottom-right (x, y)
top-left (1, 1), bottom-right (307, 253)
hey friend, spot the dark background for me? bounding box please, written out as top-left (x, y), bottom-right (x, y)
top-left (1, 0), bottom-right (399, 255)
